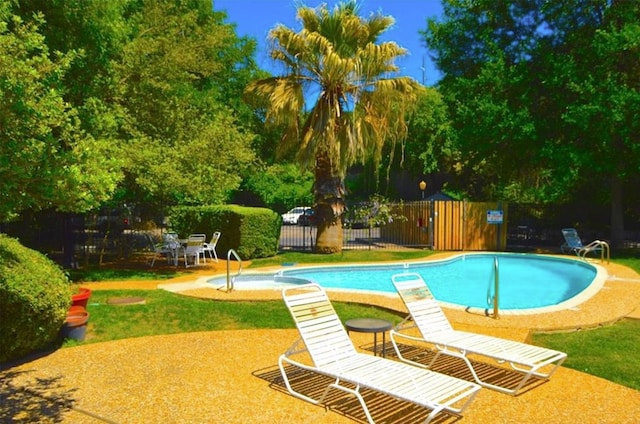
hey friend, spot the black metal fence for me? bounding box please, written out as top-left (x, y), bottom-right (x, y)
top-left (279, 201), bottom-right (640, 252)
top-left (279, 224), bottom-right (390, 251)
top-left (2, 202), bottom-right (639, 265)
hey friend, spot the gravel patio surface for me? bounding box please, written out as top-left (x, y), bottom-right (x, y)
top-left (3, 254), bottom-right (640, 423)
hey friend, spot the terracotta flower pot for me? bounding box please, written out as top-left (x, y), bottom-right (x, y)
top-left (61, 309), bottom-right (90, 341)
top-left (71, 287), bottom-right (92, 309)
top-left (68, 305), bottom-right (86, 314)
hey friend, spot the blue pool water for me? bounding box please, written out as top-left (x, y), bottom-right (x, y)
top-left (274, 254), bottom-right (598, 310)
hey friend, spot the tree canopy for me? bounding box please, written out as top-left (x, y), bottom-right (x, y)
top-left (424, 0), bottom-right (640, 245)
top-left (4, 0), bottom-right (636, 251)
top-left (116, 0), bottom-right (256, 207)
top-left (0, 1), bottom-right (120, 220)
top-left (0, 0), bottom-right (261, 222)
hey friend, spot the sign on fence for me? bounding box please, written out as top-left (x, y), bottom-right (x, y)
top-left (487, 210), bottom-right (504, 224)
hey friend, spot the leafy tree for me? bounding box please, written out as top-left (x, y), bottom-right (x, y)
top-left (244, 0), bottom-right (423, 253)
top-left (346, 193), bottom-right (406, 229)
top-left (553, 0), bottom-right (640, 245)
top-left (404, 88), bottom-right (455, 175)
top-left (242, 163), bottom-right (314, 212)
top-left (1, 0), bottom-right (266, 268)
top-left (15, 0), bottom-right (129, 107)
top-left (424, 0), bottom-right (640, 246)
top-left (378, 87), bottom-right (455, 197)
top-left (114, 0), bottom-right (256, 210)
top-left (424, 0), bottom-right (555, 201)
top-left (0, 1), bottom-right (120, 221)
top-left (9, 0), bottom-right (261, 217)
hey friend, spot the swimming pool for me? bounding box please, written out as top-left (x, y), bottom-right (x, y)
top-left (208, 253), bottom-right (605, 312)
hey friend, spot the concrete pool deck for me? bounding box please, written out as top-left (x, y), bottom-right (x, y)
top-left (3, 254), bottom-right (640, 423)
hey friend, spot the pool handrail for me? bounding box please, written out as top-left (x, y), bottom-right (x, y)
top-left (561, 228), bottom-right (610, 263)
top-left (226, 249), bottom-right (242, 292)
top-left (580, 240), bottom-right (610, 264)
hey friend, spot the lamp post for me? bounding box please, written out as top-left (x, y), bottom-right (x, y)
top-left (419, 180), bottom-right (427, 200)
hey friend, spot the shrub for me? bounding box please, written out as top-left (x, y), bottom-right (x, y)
top-left (0, 234), bottom-right (71, 363)
top-left (168, 205), bottom-right (280, 259)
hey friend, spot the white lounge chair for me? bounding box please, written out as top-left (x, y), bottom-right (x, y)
top-left (279, 283), bottom-right (480, 424)
top-left (390, 273), bottom-right (567, 395)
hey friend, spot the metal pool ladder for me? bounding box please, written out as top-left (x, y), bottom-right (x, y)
top-left (583, 240), bottom-right (610, 264)
top-left (226, 249), bottom-right (242, 292)
top-left (486, 256), bottom-right (499, 319)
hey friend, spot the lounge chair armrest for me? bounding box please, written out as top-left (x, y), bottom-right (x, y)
top-left (392, 315), bottom-right (419, 332)
top-left (391, 328), bottom-right (429, 344)
top-left (282, 338), bottom-right (308, 359)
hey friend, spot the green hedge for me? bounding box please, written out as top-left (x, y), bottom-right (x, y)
top-left (0, 234), bottom-right (71, 363)
top-left (167, 205), bottom-right (281, 259)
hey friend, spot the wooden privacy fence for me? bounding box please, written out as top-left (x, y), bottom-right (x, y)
top-left (382, 201), bottom-right (508, 250)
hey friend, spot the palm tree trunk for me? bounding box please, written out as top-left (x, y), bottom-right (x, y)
top-left (313, 152), bottom-right (344, 253)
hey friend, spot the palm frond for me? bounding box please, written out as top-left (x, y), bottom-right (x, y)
top-left (244, 0), bottom-right (422, 176)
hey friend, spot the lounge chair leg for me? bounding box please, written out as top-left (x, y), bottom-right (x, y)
top-left (278, 356), bottom-right (326, 407)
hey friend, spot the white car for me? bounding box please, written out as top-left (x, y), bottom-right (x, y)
top-left (281, 206), bottom-right (311, 225)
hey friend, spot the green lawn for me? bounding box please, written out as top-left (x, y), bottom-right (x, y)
top-left (527, 252), bottom-right (640, 391)
top-left (532, 319), bottom-right (640, 391)
top-left (78, 289), bottom-right (403, 345)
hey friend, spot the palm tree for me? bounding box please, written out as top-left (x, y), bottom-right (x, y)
top-left (244, 1), bottom-right (422, 253)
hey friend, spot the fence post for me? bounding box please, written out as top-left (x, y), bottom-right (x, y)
top-left (428, 199), bottom-right (434, 249)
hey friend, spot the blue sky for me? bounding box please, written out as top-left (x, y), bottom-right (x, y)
top-left (213, 0), bottom-right (443, 86)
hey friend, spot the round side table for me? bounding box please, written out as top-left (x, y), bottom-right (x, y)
top-left (345, 318), bottom-right (393, 357)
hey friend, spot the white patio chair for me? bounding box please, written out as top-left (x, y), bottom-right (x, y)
top-left (146, 233), bottom-right (172, 267)
top-left (202, 231), bottom-right (220, 263)
top-left (390, 273), bottom-right (567, 395)
top-left (161, 232), bottom-right (184, 266)
top-left (182, 234), bottom-right (206, 267)
top-left (280, 283), bottom-right (480, 424)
